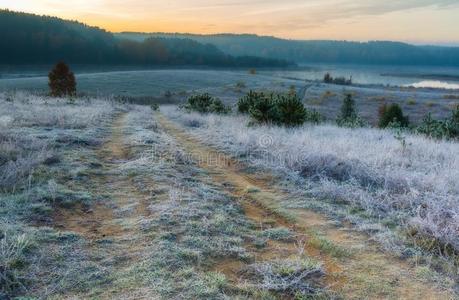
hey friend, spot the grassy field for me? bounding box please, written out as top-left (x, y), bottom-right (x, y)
top-left (162, 106), bottom-right (459, 258)
top-left (1, 69), bottom-right (458, 123)
top-left (1, 92), bottom-right (458, 299)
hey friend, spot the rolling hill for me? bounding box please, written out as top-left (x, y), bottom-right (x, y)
top-left (116, 32), bottom-right (459, 66)
top-left (0, 10), bottom-right (289, 67)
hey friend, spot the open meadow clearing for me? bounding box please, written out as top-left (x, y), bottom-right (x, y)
top-left (1, 91), bottom-right (458, 299)
top-left (3, 2), bottom-right (459, 298)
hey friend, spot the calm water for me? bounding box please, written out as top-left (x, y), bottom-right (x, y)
top-left (1, 64), bottom-right (459, 97)
top-left (261, 63), bottom-right (459, 89)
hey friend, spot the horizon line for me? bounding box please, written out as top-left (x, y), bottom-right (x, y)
top-left (3, 8), bottom-right (459, 47)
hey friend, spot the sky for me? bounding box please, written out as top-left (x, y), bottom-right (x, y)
top-left (1, 0), bottom-right (459, 44)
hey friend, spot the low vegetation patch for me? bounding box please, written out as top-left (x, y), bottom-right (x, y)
top-left (259, 227), bottom-right (294, 242)
top-left (336, 93), bottom-right (365, 127)
top-left (238, 91), bottom-right (322, 127)
top-left (378, 103), bottom-right (409, 128)
top-left (0, 233), bottom-right (31, 296)
top-left (48, 62), bottom-right (76, 97)
top-left (183, 93), bottom-right (231, 114)
top-left (443, 94), bottom-right (459, 100)
top-left (116, 108), bottom-right (328, 298)
top-left (0, 92), bottom-right (126, 298)
top-left (242, 258), bottom-right (324, 297)
top-left (323, 73), bottom-right (352, 85)
top-left (416, 105), bottom-right (459, 140)
top-left (163, 104), bottom-right (459, 274)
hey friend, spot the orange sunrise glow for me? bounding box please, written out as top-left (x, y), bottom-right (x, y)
top-left (1, 0), bottom-right (458, 44)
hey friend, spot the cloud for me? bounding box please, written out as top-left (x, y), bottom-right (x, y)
top-left (238, 0), bottom-right (458, 20)
top-left (332, 0), bottom-right (458, 18)
top-left (6, 0), bottom-right (458, 20)
top-left (2, 0), bottom-right (458, 41)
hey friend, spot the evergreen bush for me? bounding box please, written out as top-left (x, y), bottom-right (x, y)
top-left (336, 94), bottom-right (365, 127)
top-left (237, 91), bottom-right (265, 113)
top-left (248, 93), bottom-right (278, 124)
top-left (241, 91), bottom-right (323, 127)
top-left (416, 106), bottom-right (459, 140)
top-left (276, 94), bottom-right (308, 127)
top-left (378, 103), bottom-right (409, 128)
top-left (184, 94), bottom-right (231, 114)
top-left (48, 62), bottom-right (76, 97)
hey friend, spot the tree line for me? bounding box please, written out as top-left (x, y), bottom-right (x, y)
top-left (118, 32), bottom-right (459, 66)
top-left (0, 10), bottom-right (289, 67)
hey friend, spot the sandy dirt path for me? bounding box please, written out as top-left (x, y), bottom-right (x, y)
top-left (157, 112), bottom-right (454, 300)
top-left (53, 113), bottom-right (158, 299)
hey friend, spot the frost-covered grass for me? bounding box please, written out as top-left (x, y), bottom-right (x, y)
top-left (0, 91), bottom-right (123, 192)
top-left (0, 91), bottom-right (119, 128)
top-left (0, 92), bottom-right (328, 298)
top-left (109, 108), bottom-right (327, 299)
top-left (0, 92), bottom-right (126, 298)
top-left (242, 258), bottom-right (323, 295)
top-left (2, 68), bottom-right (456, 124)
top-left (162, 106), bottom-right (459, 261)
top-left (0, 133), bottom-right (53, 192)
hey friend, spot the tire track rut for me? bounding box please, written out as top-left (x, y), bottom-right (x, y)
top-left (157, 112), bottom-right (453, 300)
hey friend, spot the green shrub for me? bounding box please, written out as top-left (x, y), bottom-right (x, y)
top-left (237, 91), bottom-right (265, 114)
top-left (336, 94), bottom-right (365, 127)
top-left (185, 93), bottom-right (213, 113)
top-left (416, 106), bottom-right (459, 140)
top-left (450, 106), bottom-right (459, 137)
top-left (208, 99), bottom-right (231, 114)
top-left (0, 233), bottom-right (31, 297)
top-left (452, 105), bottom-right (459, 124)
top-left (248, 93), bottom-right (278, 124)
top-left (340, 94), bottom-right (357, 120)
top-left (184, 94), bottom-right (231, 114)
top-left (150, 103), bottom-right (159, 111)
top-left (378, 103), bottom-right (409, 128)
top-left (275, 94), bottom-right (308, 127)
top-left (304, 109), bottom-right (324, 124)
top-left (241, 91), bottom-right (323, 127)
top-left (416, 114), bottom-right (454, 139)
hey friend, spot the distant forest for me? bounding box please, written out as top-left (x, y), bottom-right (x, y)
top-left (0, 10), bottom-right (289, 67)
top-left (117, 32), bottom-right (459, 66)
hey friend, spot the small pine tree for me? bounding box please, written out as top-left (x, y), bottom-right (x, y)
top-left (378, 103), bottom-right (388, 120)
top-left (249, 94), bottom-right (278, 124)
top-left (276, 93), bottom-right (307, 127)
top-left (238, 90), bottom-right (262, 114)
top-left (184, 93), bottom-right (230, 114)
top-left (337, 93), bottom-right (364, 127)
top-left (208, 98), bottom-right (231, 114)
top-left (340, 93), bottom-right (357, 120)
top-left (150, 103), bottom-right (159, 111)
top-left (452, 105), bottom-right (459, 124)
top-left (450, 105), bottom-right (459, 138)
top-left (185, 93), bottom-right (213, 113)
top-left (416, 113), bottom-right (450, 139)
top-left (48, 62), bottom-right (76, 97)
top-left (378, 103), bottom-right (409, 128)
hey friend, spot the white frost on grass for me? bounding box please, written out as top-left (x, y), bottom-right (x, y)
top-left (162, 105), bottom-right (459, 252)
top-left (0, 92), bottom-right (125, 191)
top-left (0, 91), bottom-right (121, 129)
